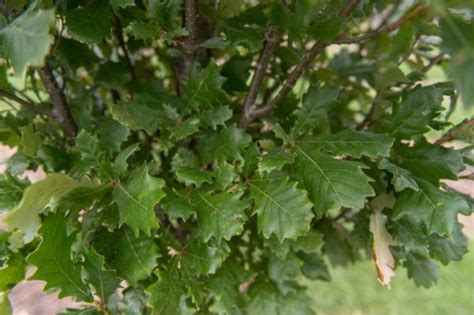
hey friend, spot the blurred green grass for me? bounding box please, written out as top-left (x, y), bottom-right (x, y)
top-left (307, 242), bottom-right (474, 315)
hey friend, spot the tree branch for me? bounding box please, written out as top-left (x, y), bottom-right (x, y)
top-left (239, 26), bottom-right (279, 128)
top-left (114, 15), bottom-right (137, 81)
top-left (38, 60), bottom-right (77, 136)
top-left (240, 3), bottom-right (428, 128)
top-left (183, 0), bottom-right (199, 74)
top-left (0, 88), bottom-right (49, 115)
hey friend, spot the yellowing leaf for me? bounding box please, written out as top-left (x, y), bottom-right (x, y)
top-left (5, 174), bottom-right (97, 244)
top-left (369, 209), bottom-right (396, 287)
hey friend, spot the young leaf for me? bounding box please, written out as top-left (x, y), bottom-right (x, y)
top-left (27, 212), bottom-right (92, 301)
top-left (113, 165), bottom-right (165, 236)
top-left (249, 174), bottom-right (314, 242)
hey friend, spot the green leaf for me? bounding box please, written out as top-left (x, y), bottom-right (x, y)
top-left (293, 145), bottom-right (374, 216)
top-left (160, 188), bottom-right (193, 221)
top-left (389, 219), bottom-right (428, 256)
top-left (181, 239), bottom-right (228, 275)
top-left (259, 147), bottom-right (294, 173)
top-left (394, 140), bottom-right (464, 184)
top-left (292, 84), bottom-right (341, 137)
top-left (0, 253), bottom-right (25, 291)
top-left (429, 223), bottom-right (468, 265)
top-left (112, 228), bottom-right (159, 285)
top-left (147, 269), bottom-right (186, 315)
top-left (0, 174), bottom-right (24, 211)
top-left (95, 61), bottom-right (131, 89)
top-left (74, 131), bottom-right (112, 180)
top-left (170, 118), bottom-right (200, 141)
top-left (298, 252), bottom-right (331, 281)
top-left (268, 253), bottom-right (302, 291)
top-left (126, 20), bottom-right (160, 40)
top-left (113, 165), bottom-right (165, 236)
top-left (246, 287), bottom-right (279, 315)
top-left (109, 98), bottom-right (168, 135)
top-left (65, 0), bottom-right (112, 43)
top-left (385, 86), bottom-right (444, 137)
top-left (224, 22), bottom-right (265, 53)
top-left (322, 223), bottom-right (355, 267)
top-left (199, 124), bottom-right (251, 163)
top-left (110, 0), bottom-right (135, 11)
top-left (175, 166), bottom-right (212, 187)
top-left (194, 190), bottom-right (248, 242)
top-left (27, 212), bottom-right (92, 301)
top-left (404, 252), bottom-right (438, 288)
top-left (280, 290), bottom-right (316, 315)
top-left (83, 249), bottom-right (121, 302)
top-left (21, 124), bottom-right (40, 157)
top-left (213, 162), bottom-right (236, 190)
top-left (0, 8), bottom-right (55, 77)
top-left (207, 261), bottom-right (251, 314)
top-left (5, 174), bottom-right (96, 243)
top-left (393, 178), bottom-right (470, 236)
top-left (296, 130), bottom-right (393, 158)
top-left (378, 159), bottom-right (420, 192)
top-left (0, 293), bottom-right (11, 315)
top-left (113, 143), bottom-right (140, 178)
top-left (182, 61), bottom-right (227, 110)
top-left (249, 174), bottom-right (314, 242)
top-left (198, 106), bottom-right (233, 130)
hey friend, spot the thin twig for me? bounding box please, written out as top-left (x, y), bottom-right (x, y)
top-left (0, 88), bottom-right (49, 115)
top-left (38, 60), bottom-right (77, 136)
top-left (435, 118), bottom-right (474, 145)
top-left (421, 52), bottom-right (446, 73)
top-left (239, 26), bottom-right (279, 128)
top-left (334, 4), bottom-right (428, 45)
top-left (114, 15), bottom-right (137, 81)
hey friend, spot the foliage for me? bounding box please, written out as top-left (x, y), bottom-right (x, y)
top-left (0, 0), bottom-right (472, 314)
